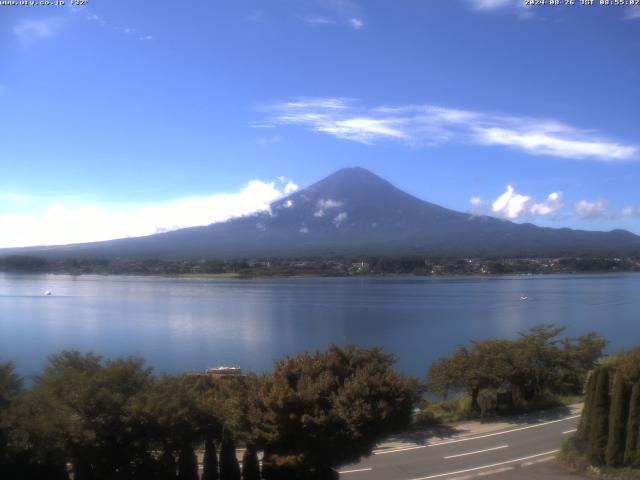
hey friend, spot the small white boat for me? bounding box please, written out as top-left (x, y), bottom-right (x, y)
top-left (44, 291), bottom-right (52, 296)
top-left (520, 296), bottom-right (528, 300)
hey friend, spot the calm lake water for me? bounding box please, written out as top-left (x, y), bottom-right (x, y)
top-left (1, 273), bottom-right (638, 379)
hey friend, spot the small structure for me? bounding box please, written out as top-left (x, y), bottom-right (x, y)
top-left (185, 366), bottom-right (243, 380)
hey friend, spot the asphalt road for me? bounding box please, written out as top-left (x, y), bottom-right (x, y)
top-left (338, 411), bottom-right (582, 480)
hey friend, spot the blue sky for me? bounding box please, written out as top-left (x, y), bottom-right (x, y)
top-left (1, 0), bottom-right (639, 247)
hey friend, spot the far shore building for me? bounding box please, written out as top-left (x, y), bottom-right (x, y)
top-left (184, 366), bottom-right (243, 380)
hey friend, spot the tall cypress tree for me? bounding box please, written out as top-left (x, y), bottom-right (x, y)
top-left (242, 445), bottom-right (260, 480)
top-left (606, 373), bottom-right (629, 467)
top-left (202, 433), bottom-right (219, 480)
top-left (177, 444), bottom-right (199, 480)
top-left (73, 456), bottom-right (93, 480)
top-left (578, 369), bottom-right (598, 440)
top-left (624, 382), bottom-right (640, 467)
top-left (219, 437), bottom-right (241, 480)
top-left (159, 449), bottom-right (178, 480)
top-left (588, 367), bottom-right (611, 466)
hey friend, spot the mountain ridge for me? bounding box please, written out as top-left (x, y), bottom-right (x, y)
top-left (2, 167), bottom-right (639, 259)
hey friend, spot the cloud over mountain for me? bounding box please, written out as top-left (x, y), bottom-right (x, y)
top-left (261, 98), bottom-right (637, 162)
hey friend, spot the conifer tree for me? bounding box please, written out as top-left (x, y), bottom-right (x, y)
top-left (177, 444), bottom-right (199, 480)
top-left (202, 433), bottom-right (219, 480)
top-left (588, 367), bottom-right (611, 465)
top-left (159, 449), bottom-right (178, 480)
top-left (219, 437), bottom-right (241, 480)
top-left (606, 373), bottom-right (629, 467)
top-left (624, 382), bottom-right (640, 467)
top-left (242, 444), bottom-right (261, 480)
top-left (578, 369), bottom-right (598, 440)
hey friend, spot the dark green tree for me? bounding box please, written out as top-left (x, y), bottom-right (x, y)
top-left (219, 436), bottom-right (241, 480)
top-left (254, 345), bottom-right (420, 478)
top-left (624, 382), bottom-right (640, 467)
top-left (561, 332), bottom-right (607, 393)
top-left (606, 373), bottom-right (629, 467)
top-left (427, 348), bottom-right (468, 401)
top-left (588, 367), bottom-right (611, 466)
top-left (159, 449), bottom-right (177, 480)
top-left (242, 444), bottom-right (260, 480)
top-left (577, 369), bottom-right (598, 440)
top-left (202, 433), bottom-right (219, 480)
top-left (177, 444), bottom-right (199, 480)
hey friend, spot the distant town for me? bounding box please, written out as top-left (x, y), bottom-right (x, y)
top-left (1, 254), bottom-right (639, 277)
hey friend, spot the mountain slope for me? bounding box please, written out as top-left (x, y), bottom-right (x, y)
top-left (4, 167), bottom-right (640, 259)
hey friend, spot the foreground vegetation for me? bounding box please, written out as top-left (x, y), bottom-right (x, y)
top-left (423, 325), bottom-right (605, 418)
top-left (559, 349), bottom-right (640, 478)
top-left (0, 346), bottom-right (419, 480)
top-left (0, 326), bottom-right (611, 479)
top-left (1, 254), bottom-right (639, 277)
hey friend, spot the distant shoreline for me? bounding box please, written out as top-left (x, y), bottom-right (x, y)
top-left (1, 253), bottom-right (639, 279)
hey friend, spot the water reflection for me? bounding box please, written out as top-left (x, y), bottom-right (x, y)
top-left (0, 273), bottom-right (638, 378)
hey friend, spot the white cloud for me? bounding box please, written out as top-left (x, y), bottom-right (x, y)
top-left (468, 0), bottom-right (513, 10)
top-left (262, 98), bottom-right (637, 162)
top-left (14, 17), bottom-right (65, 45)
top-left (575, 200), bottom-right (607, 220)
top-left (314, 198), bottom-right (344, 217)
top-left (469, 196), bottom-right (487, 215)
top-left (627, 6), bottom-right (640, 19)
top-left (284, 181), bottom-right (299, 195)
top-left (0, 179), bottom-right (295, 248)
top-left (492, 185), bottom-right (531, 220)
top-left (465, 0), bottom-right (534, 18)
top-left (530, 191), bottom-right (563, 216)
top-left (472, 187), bottom-right (564, 220)
top-left (475, 127), bottom-right (635, 161)
top-left (303, 15), bottom-right (334, 25)
top-left (258, 135), bottom-right (282, 145)
top-left (349, 18), bottom-right (364, 29)
top-left (622, 206), bottom-right (640, 218)
top-left (333, 212), bottom-right (348, 227)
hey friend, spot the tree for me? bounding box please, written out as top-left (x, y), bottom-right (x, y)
top-left (242, 444), bottom-right (261, 480)
top-left (588, 367), bottom-right (611, 466)
top-left (177, 444), bottom-right (199, 480)
top-left (0, 362), bottom-right (22, 470)
top-left (606, 373), bottom-right (629, 467)
top-left (624, 382), bottom-right (640, 467)
top-left (466, 340), bottom-right (512, 413)
top-left (219, 436), bottom-right (241, 480)
top-left (427, 348), bottom-right (468, 401)
top-left (202, 433), bottom-right (219, 480)
top-left (254, 345), bottom-right (420, 479)
top-left (577, 369), bottom-right (598, 441)
top-left (159, 449), bottom-right (177, 480)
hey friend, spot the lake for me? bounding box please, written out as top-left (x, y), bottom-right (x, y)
top-left (1, 272), bottom-right (638, 379)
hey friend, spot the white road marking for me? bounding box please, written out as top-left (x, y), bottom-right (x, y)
top-left (339, 467), bottom-right (373, 474)
top-left (477, 466), bottom-right (514, 476)
top-left (408, 450), bottom-right (560, 480)
top-left (444, 445), bottom-right (509, 459)
top-left (520, 455), bottom-right (555, 467)
top-left (562, 428), bottom-right (577, 434)
top-left (374, 414), bottom-right (579, 455)
top-left (426, 415), bottom-right (580, 447)
top-left (374, 445), bottom-right (427, 455)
